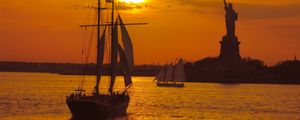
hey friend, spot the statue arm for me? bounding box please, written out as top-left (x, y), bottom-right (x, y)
top-left (223, 0), bottom-right (228, 9)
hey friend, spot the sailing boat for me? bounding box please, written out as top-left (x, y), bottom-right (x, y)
top-left (66, 0), bottom-right (145, 118)
top-left (155, 58), bottom-right (186, 87)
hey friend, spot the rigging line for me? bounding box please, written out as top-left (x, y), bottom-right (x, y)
top-left (105, 2), bottom-right (111, 65)
top-left (86, 12), bottom-right (97, 63)
top-left (78, 4), bottom-right (94, 91)
top-left (77, 0), bottom-right (99, 91)
top-left (78, 27), bottom-right (87, 90)
top-left (78, 1), bottom-right (94, 90)
top-left (78, 0), bottom-right (98, 91)
top-left (105, 1), bottom-right (111, 89)
top-left (80, 11), bottom-right (97, 91)
top-left (85, 13), bottom-right (97, 64)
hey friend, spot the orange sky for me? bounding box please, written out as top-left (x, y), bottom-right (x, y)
top-left (0, 0), bottom-right (300, 65)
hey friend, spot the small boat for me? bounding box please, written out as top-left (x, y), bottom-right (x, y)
top-left (155, 58), bottom-right (186, 88)
top-left (66, 0), bottom-right (145, 118)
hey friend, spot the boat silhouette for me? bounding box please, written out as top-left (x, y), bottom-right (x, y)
top-left (155, 58), bottom-right (186, 88)
top-left (66, 0), bottom-right (146, 118)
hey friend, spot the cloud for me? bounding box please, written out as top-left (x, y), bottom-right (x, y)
top-left (236, 4), bottom-right (300, 19)
top-left (269, 25), bottom-right (300, 29)
top-left (177, 0), bottom-right (300, 19)
top-left (117, 2), bottom-right (153, 10)
top-left (73, 2), bottom-right (154, 11)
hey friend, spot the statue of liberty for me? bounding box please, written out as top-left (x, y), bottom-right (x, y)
top-left (219, 0), bottom-right (241, 62)
top-left (223, 0), bottom-right (238, 37)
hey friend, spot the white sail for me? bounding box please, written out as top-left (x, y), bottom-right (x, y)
top-left (174, 58), bottom-right (186, 82)
top-left (165, 64), bottom-right (174, 82)
top-left (119, 16), bottom-right (134, 71)
top-left (155, 66), bottom-right (166, 82)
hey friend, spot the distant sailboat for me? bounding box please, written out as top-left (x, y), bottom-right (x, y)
top-left (66, 0), bottom-right (145, 118)
top-left (155, 58), bottom-right (186, 87)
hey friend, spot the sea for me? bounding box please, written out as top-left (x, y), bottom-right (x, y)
top-left (0, 72), bottom-right (300, 120)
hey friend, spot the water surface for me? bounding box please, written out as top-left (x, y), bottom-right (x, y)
top-left (0, 72), bottom-right (300, 119)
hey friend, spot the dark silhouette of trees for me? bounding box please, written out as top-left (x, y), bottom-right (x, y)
top-left (0, 59), bottom-right (299, 84)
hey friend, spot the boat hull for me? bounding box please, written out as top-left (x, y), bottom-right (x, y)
top-left (66, 95), bottom-right (129, 119)
top-left (157, 82), bottom-right (184, 88)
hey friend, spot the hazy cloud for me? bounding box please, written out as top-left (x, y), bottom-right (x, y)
top-left (178, 0), bottom-right (300, 19)
top-left (117, 2), bottom-right (153, 10)
top-left (236, 4), bottom-right (300, 19)
top-left (73, 2), bottom-right (154, 11)
top-left (269, 25), bottom-right (300, 29)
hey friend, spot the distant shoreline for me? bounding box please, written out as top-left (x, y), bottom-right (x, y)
top-left (0, 71), bottom-right (155, 77)
top-left (0, 61), bottom-right (159, 76)
top-left (1, 71), bottom-right (300, 85)
top-left (0, 60), bottom-right (299, 84)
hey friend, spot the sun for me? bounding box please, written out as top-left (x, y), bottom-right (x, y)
top-left (119, 0), bottom-right (145, 4)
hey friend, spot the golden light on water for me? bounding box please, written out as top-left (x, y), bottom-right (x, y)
top-left (119, 0), bottom-right (145, 4)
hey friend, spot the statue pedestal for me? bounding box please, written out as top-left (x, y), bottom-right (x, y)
top-left (219, 35), bottom-right (241, 63)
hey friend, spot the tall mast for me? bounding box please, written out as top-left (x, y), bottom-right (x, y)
top-left (111, 0), bottom-right (115, 31)
top-left (109, 0), bottom-right (116, 94)
top-left (95, 0), bottom-right (101, 94)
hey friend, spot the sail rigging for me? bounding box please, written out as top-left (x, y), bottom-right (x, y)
top-left (66, 0), bottom-right (146, 117)
top-left (109, 19), bottom-right (119, 93)
top-left (108, 15), bottom-right (135, 92)
top-left (119, 16), bottom-right (135, 71)
top-left (77, 0), bottom-right (145, 94)
top-left (95, 27), bottom-right (107, 93)
top-left (118, 43), bottom-right (132, 87)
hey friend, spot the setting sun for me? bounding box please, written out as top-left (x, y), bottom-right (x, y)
top-left (119, 0), bottom-right (145, 3)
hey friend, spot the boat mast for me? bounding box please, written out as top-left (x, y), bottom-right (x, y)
top-left (109, 0), bottom-right (116, 94)
top-left (95, 0), bottom-right (101, 94)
